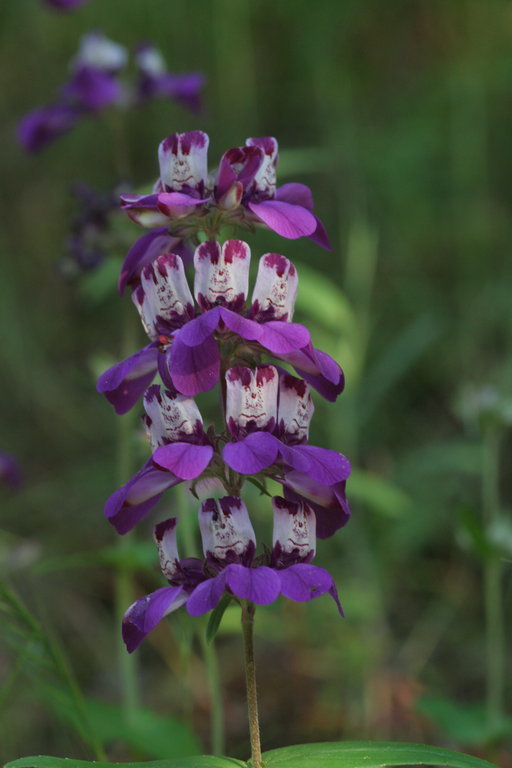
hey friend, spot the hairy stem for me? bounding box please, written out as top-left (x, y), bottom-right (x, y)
top-left (241, 601), bottom-right (262, 768)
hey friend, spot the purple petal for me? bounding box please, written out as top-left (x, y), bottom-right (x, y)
top-left (223, 432), bottom-right (279, 474)
top-left (177, 307), bottom-right (221, 346)
top-left (157, 72), bottom-right (205, 113)
top-left (279, 344), bottom-right (344, 402)
top-left (186, 571), bottom-right (228, 616)
top-left (259, 321), bottom-right (310, 354)
top-left (119, 227), bottom-right (178, 293)
top-left (152, 443), bottom-right (213, 480)
top-left (122, 586), bottom-right (187, 652)
top-left (215, 145), bottom-right (263, 200)
top-left (0, 453), bottom-right (23, 489)
top-left (275, 443), bottom-right (311, 474)
top-left (96, 344), bottom-right (158, 414)
top-left (169, 333), bottom-right (220, 396)
top-left (282, 475), bottom-right (351, 539)
top-left (218, 308), bottom-right (262, 343)
top-left (308, 215), bottom-right (332, 250)
top-left (248, 200), bottom-right (317, 239)
top-left (279, 564), bottom-right (342, 614)
top-left (283, 445), bottom-right (350, 485)
top-left (63, 66), bottom-right (121, 110)
top-left (105, 462), bottom-right (180, 534)
top-left (17, 104), bottom-right (80, 153)
top-left (157, 191), bottom-right (209, 217)
top-left (224, 564), bottom-right (281, 604)
top-left (120, 194), bottom-right (169, 228)
top-left (275, 182), bottom-right (313, 210)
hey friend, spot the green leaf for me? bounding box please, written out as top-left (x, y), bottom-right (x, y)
top-left (206, 594), bottom-right (233, 644)
top-left (4, 756), bottom-right (245, 768)
top-left (294, 264), bottom-right (356, 336)
top-left (78, 256), bottom-right (123, 305)
top-left (417, 695), bottom-right (512, 745)
top-left (261, 741), bottom-right (499, 768)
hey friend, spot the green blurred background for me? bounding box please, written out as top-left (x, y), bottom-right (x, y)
top-left (1, 0), bottom-right (511, 764)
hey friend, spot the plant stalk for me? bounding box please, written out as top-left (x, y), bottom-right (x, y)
top-left (482, 426), bottom-right (504, 733)
top-left (241, 601), bottom-right (262, 768)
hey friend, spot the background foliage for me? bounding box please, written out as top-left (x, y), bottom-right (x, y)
top-left (1, 0), bottom-right (511, 765)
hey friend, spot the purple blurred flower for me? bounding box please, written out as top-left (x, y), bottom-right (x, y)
top-left (104, 385), bottom-right (214, 534)
top-left (122, 495), bottom-right (342, 652)
top-left (0, 453), bottom-right (23, 490)
top-left (118, 228), bottom-right (193, 293)
top-left (17, 104), bottom-right (81, 153)
top-left (120, 131), bottom-right (329, 246)
top-left (135, 43), bottom-right (205, 113)
top-left (43, 0), bottom-right (89, 9)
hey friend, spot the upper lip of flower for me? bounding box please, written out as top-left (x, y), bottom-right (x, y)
top-left (215, 539), bottom-right (243, 551)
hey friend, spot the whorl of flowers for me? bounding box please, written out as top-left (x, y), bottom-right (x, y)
top-left (98, 130), bottom-right (351, 652)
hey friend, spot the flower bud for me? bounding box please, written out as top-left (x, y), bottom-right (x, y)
top-left (131, 252), bottom-right (194, 339)
top-left (199, 497), bottom-right (256, 566)
top-left (246, 137), bottom-right (278, 199)
top-left (158, 131), bottom-right (209, 194)
top-left (272, 496), bottom-right (316, 566)
top-left (250, 253), bottom-right (298, 321)
top-left (277, 374), bottom-right (314, 444)
top-left (143, 385), bottom-right (204, 449)
top-left (153, 517), bottom-right (180, 580)
top-left (194, 240), bottom-right (250, 312)
top-left (225, 365), bottom-right (278, 438)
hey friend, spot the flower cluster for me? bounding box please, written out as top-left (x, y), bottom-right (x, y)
top-left (18, 33), bottom-right (205, 153)
top-left (99, 130), bottom-right (350, 652)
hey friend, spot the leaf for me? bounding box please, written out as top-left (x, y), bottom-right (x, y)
top-left (261, 740), bottom-right (499, 768)
top-left (417, 695), bottom-right (512, 745)
top-left (78, 256), bottom-right (123, 305)
top-left (4, 757), bottom-right (245, 768)
top-left (206, 594), bottom-right (233, 644)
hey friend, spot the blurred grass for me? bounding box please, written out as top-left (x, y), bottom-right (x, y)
top-left (1, 0), bottom-right (511, 764)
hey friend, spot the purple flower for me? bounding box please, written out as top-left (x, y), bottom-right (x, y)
top-left (120, 131), bottom-right (329, 246)
top-left (222, 365), bottom-right (350, 496)
top-left (135, 43), bottom-right (205, 113)
top-left (63, 32), bottom-right (128, 111)
top-left (0, 453), bottom-right (23, 490)
top-left (104, 385), bottom-right (214, 533)
top-left (282, 472), bottom-right (351, 539)
top-left (98, 241), bottom-right (344, 414)
top-left (118, 228), bottom-right (192, 294)
top-left (122, 496), bottom-right (342, 652)
top-left (43, 0), bottom-right (89, 9)
top-left (215, 137), bottom-right (330, 247)
top-left (17, 104), bottom-right (80, 153)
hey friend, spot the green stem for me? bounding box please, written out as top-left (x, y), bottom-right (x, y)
top-left (114, 304), bottom-right (139, 721)
top-left (482, 427), bottom-right (503, 733)
top-left (241, 601), bottom-right (262, 768)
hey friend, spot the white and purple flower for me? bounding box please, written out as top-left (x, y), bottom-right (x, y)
top-left (122, 496), bottom-right (342, 652)
top-left (97, 240), bottom-right (344, 414)
top-left (135, 43), bottom-right (205, 114)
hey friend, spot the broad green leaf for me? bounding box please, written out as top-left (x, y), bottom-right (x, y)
top-left (206, 594), bottom-right (233, 644)
top-left (417, 695), bottom-right (512, 745)
top-left (349, 469), bottom-right (412, 517)
top-left (261, 740), bottom-right (499, 768)
top-left (4, 757), bottom-right (245, 768)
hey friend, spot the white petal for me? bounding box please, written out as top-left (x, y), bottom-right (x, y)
top-left (278, 374), bottom-right (314, 443)
top-left (194, 240), bottom-right (250, 311)
top-left (153, 518), bottom-right (180, 579)
top-left (199, 497), bottom-right (256, 560)
top-left (251, 253), bottom-right (298, 321)
top-left (158, 131), bottom-right (209, 192)
top-left (225, 365), bottom-right (278, 436)
top-left (272, 496), bottom-right (316, 558)
top-left (143, 385), bottom-right (203, 449)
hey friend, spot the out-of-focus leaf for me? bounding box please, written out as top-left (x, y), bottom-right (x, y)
top-left (278, 147), bottom-right (334, 175)
top-left (417, 695), bottom-right (512, 746)
top-left (349, 469), bottom-right (411, 517)
top-left (206, 594), bottom-right (233, 644)
top-left (262, 740), bottom-right (499, 767)
top-left (295, 263), bottom-right (356, 336)
top-left (400, 440), bottom-right (482, 479)
top-left (4, 756), bottom-right (245, 768)
top-left (78, 256), bottom-right (123, 305)
top-left (34, 540), bottom-right (156, 574)
top-left (359, 313), bottom-right (443, 426)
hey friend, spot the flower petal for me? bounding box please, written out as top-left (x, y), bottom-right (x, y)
top-left (279, 564), bottom-right (342, 615)
top-left (223, 432), bottom-right (280, 474)
top-left (275, 182), bottom-right (313, 210)
top-left (96, 344), bottom-right (158, 414)
top-left (283, 445), bottom-right (351, 485)
top-left (282, 474), bottom-right (351, 539)
top-left (259, 321), bottom-right (310, 355)
top-left (186, 571), bottom-right (228, 616)
top-left (152, 443), bottom-right (213, 480)
top-left (224, 564), bottom-right (281, 604)
top-left (248, 200), bottom-right (317, 239)
top-left (122, 586), bottom-right (187, 652)
top-left (157, 191), bottom-right (209, 218)
top-left (119, 227), bottom-right (178, 294)
top-left (168, 333), bottom-right (220, 396)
